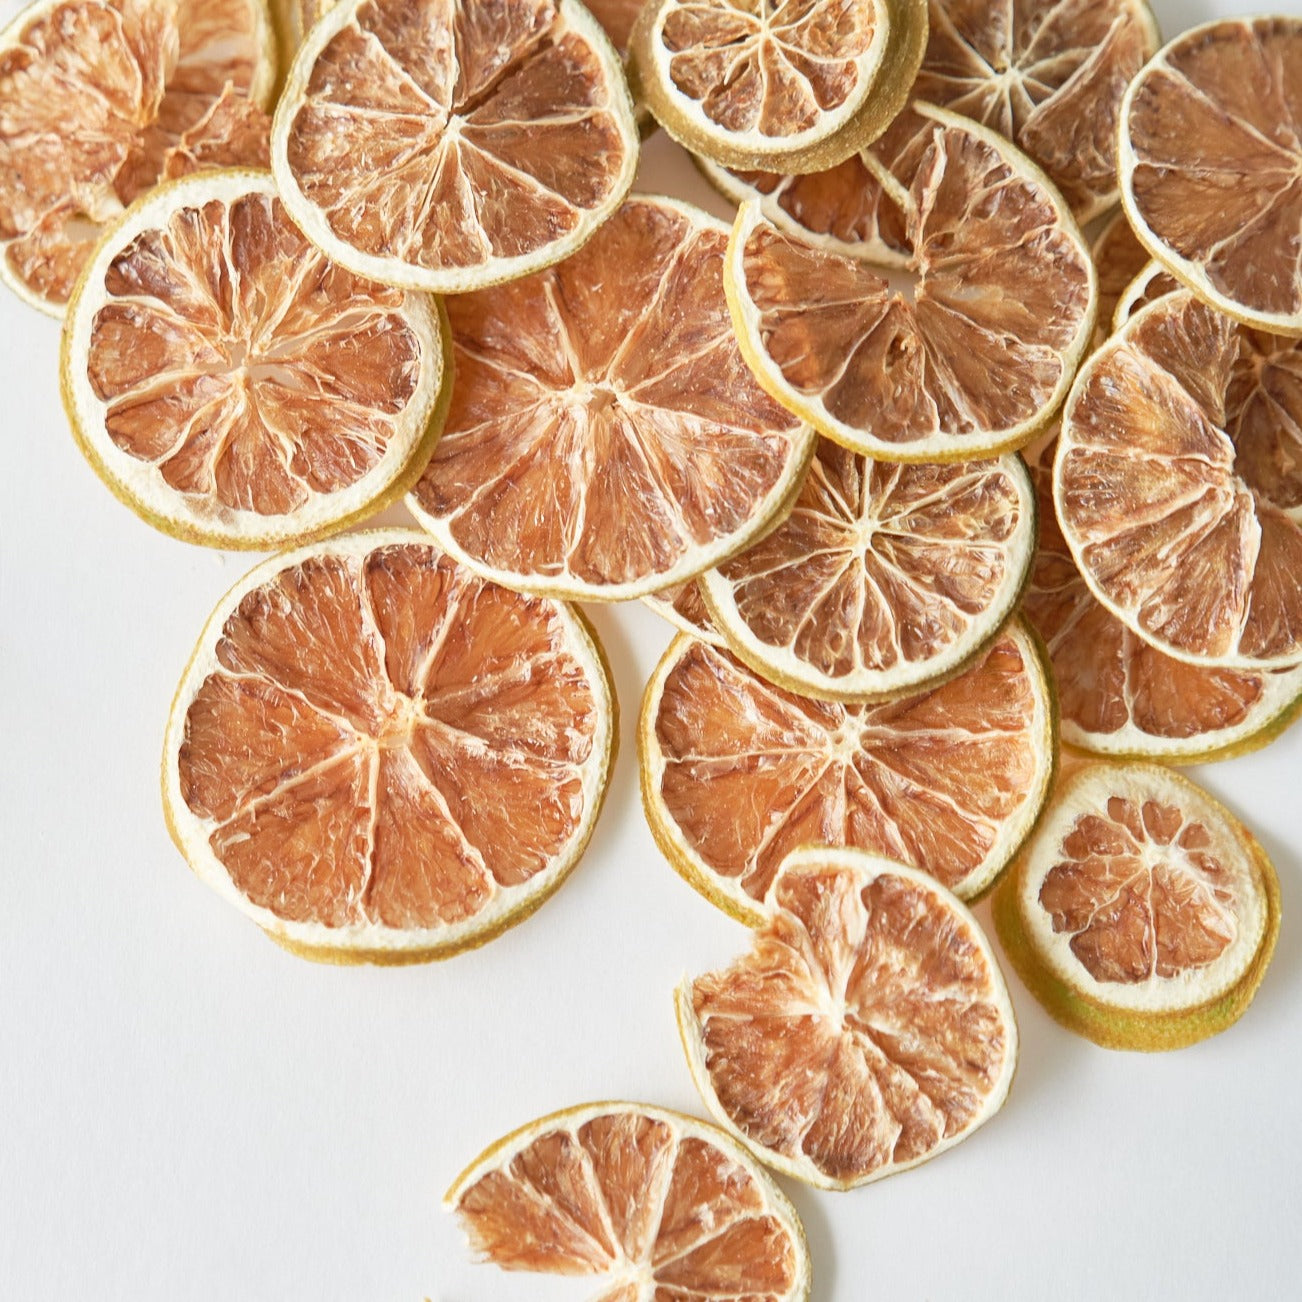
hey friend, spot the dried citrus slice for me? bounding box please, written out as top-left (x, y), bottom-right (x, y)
top-left (643, 581), bottom-right (727, 648)
top-left (1112, 259), bottom-right (1180, 332)
top-left (679, 846), bottom-right (1017, 1190)
top-left (269, 0), bottom-right (334, 57)
top-left (993, 762), bottom-right (1280, 1051)
top-left (639, 618), bottom-right (1055, 924)
top-left (271, 0), bottom-right (639, 294)
top-left (1092, 210), bottom-right (1154, 344)
top-left (1056, 290), bottom-right (1302, 669)
top-left (1118, 16), bottom-right (1302, 337)
top-left (0, 0), bottom-right (277, 315)
top-left (162, 530), bottom-right (616, 963)
top-left (157, 86), bottom-right (271, 181)
top-left (61, 171), bottom-right (450, 550)
top-left (408, 195), bottom-right (813, 600)
top-left (726, 104), bottom-right (1096, 462)
top-left (446, 1102), bottom-right (811, 1299)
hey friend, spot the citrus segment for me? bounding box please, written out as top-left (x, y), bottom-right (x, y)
top-left (158, 85), bottom-right (271, 180)
top-left (1112, 259), bottom-right (1180, 332)
top-left (644, 581), bottom-right (727, 648)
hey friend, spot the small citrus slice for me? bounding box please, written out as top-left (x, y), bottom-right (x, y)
top-left (1112, 259), bottom-right (1180, 332)
top-left (643, 581), bottom-right (727, 648)
top-left (639, 618), bottom-right (1055, 924)
top-left (993, 762), bottom-right (1280, 1051)
top-left (272, 0), bottom-right (639, 294)
top-left (162, 530), bottom-right (616, 963)
top-left (61, 171), bottom-right (450, 549)
top-left (408, 195), bottom-right (813, 600)
top-left (446, 1102), bottom-right (811, 1299)
top-left (1056, 290), bottom-right (1302, 669)
top-left (679, 846), bottom-right (1017, 1190)
top-left (1118, 16), bottom-right (1302, 336)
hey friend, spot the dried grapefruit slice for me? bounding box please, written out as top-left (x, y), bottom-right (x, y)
top-left (1092, 210), bottom-right (1154, 344)
top-left (61, 171), bottom-right (450, 550)
top-left (1112, 259), bottom-right (1179, 332)
top-left (1118, 16), bottom-right (1302, 337)
top-left (271, 0), bottom-right (639, 294)
top-left (639, 618), bottom-right (1055, 924)
top-left (993, 763), bottom-right (1280, 1050)
top-left (446, 1102), bottom-right (811, 1299)
top-left (643, 581), bottom-right (727, 648)
top-left (679, 846), bottom-right (1017, 1190)
top-left (162, 530), bottom-right (616, 963)
top-left (1056, 290), bottom-right (1302, 669)
top-left (408, 195), bottom-right (813, 600)
top-left (0, 0), bottom-right (277, 315)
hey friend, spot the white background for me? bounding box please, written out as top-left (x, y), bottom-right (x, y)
top-left (2, 0), bottom-right (1299, 1298)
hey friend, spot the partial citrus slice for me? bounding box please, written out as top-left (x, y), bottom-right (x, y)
top-left (643, 581), bottom-right (727, 648)
top-left (271, 0), bottom-right (639, 294)
top-left (1118, 16), bottom-right (1302, 337)
top-left (993, 762), bottom-right (1280, 1051)
top-left (1056, 290), bottom-right (1302, 669)
top-left (639, 618), bottom-right (1055, 924)
top-left (408, 195), bottom-right (813, 601)
top-left (0, 0), bottom-right (277, 315)
top-left (446, 1102), bottom-right (811, 1299)
top-left (679, 846), bottom-right (1017, 1190)
top-left (587, 0), bottom-right (645, 59)
top-left (162, 530), bottom-right (616, 964)
top-left (157, 85), bottom-right (271, 181)
top-left (61, 171), bottom-right (450, 550)
top-left (269, 0), bottom-right (334, 58)
top-left (726, 104), bottom-right (1096, 462)
top-left (1092, 210), bottom-right (1154, 345)
top-left (1112, 259), bottom-right (1180, 332)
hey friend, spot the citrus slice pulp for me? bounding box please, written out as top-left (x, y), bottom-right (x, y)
top-left (1112, 259), bottom-right (1180, 332)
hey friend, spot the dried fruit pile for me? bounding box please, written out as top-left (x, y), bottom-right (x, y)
top-left (5, 0), bottom-right (1298, 1293)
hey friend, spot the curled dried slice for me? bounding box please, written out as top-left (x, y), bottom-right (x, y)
top-left (1112, 260), bottom-right (1180, 332)
top-left (993, 763), bottom-right (1280, 1050)
top-left (446, 1102), bottom-right (811, 1299)
top-left (61, 171), bottom-right (450, 549)
top-left (643, 580), bottom-right (727, 648)
top-left (269, 0), bottom-right (335, 56)
top-left (680, 846), bottom-right (1017, 1190)
top-left (162, 530), bottom-right (616, 963)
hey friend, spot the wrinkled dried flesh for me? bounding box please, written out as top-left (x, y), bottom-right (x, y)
top-left (1093, 214), bottom-right (1154, 337)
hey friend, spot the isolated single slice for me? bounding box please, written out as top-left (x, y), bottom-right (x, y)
top-left (61, 171), bottom-right (450, 550)
top-left (680, 847), bottom-right (1017, 1190)
top-left (1119, 16), bottom-right (1302, 336)
top-left (162, 530), bottom-right (616, 963)
top-left (408, 196), bottom-right (813, 600)
top-left (272, 0), bottom-right (638, 294)
top-left (643, 581), bottom-right (727, 648)
top-left (0, 0), bottom-right (277, 314)
top-left (1056, 290), bottom-right (1302, 669)
top-left (993, 762), bottom-right (1280, 1050)
top-left (1112, 259), bottom-right (1180, 332)
top-left (446, 1102), bottom-right (811, 1300)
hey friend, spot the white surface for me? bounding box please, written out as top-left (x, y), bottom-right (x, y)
top-left (1, 1), bottom-right (1298, 1298)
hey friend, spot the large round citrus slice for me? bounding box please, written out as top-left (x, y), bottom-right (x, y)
top-left (726, 105), bottom-right (1096, 462)
top-left (408, 195), bottom-right (813, 600)
top-left (271, 0), bottom-right (639, 294)
top-left (446, 1102), bottom-right (811, 1299)
top-left (639, 618), bottom-right (1055, 924)
top-left (162, 530), bottom-right (616, 964)
top-left (1118, 16), bottom-right (1302, 337)
top-left (0, 0), bottom-right (277, 315)
top-left (679, 846), bottom-right (1017, 1190)
top-left (61, 171), bottom-right (450, 550)
top-left (643, 580), bottom-right (726, 648)
top-left (1056, 290), bottom-right (1302, 669)
top-left (993, 762), bottom-right (1281, 1051)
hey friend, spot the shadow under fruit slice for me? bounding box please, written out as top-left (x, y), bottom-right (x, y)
top-left (446, 1101), bottom-right (811, 1300)
top-left (679, 846), bottom-right (1017, 1190)
top-left (162, 530), bottom-right (616, 964)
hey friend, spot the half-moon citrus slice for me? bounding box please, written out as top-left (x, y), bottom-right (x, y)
top-left (993, 762), bottom-right (1281, 1051)
top-left (446, 1101), bottom-right (811, 1299)
top-left (679, 846), bottom-right (1018, 1190)
top-left (1118, 16), bottom-right (1302, 337)
top-left (1112, 259), bottom-right (1180, 332)
top-left (639, 618), bottom-right (1055, 924)
top-left (162, 530), bottom-right (616, 964)
top-left (271, 0), bottom-right (639, 294)
top-left (408, 195), bottom-right (813, 601)
top-left (0, 0), bottom-right (277, 315)
top-left (61, 170), bottom-right (450, 550)
top-left (643, 580), bottom-right (727, 648)
top-left (1056, 290), bottom-right (1302, 669)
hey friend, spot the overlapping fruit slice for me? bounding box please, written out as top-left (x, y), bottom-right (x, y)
top-left (409, 196), bottom-right (813, 600)
top-left (1112, 260), bottom-right (1179, 331)
top-left (1056, 290), bottom-right (1302, 669)
top-left (446, 1102), bottom-right (811, 1300)
top-left (162, 531), bottom-right (616, 963)
top-left (679, 847), bottom-right (1017, 1190)
top-left (272, 0), bottom-right (639, 293)
top-left (639, 619), bottom-right (1055, 923)
top-left (0, 0), bottom-right (277, 314)
top-left (993, 763), bottom-right (1280, 1050)
top-left (1119, 16), bottom-right (1302, 336)
top-left (61, 172), bottom-right (450, 549)
top-left (643, 581), bottom-right (726, 648)
top-left (1092, 211), bottom-right (1155, 345)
